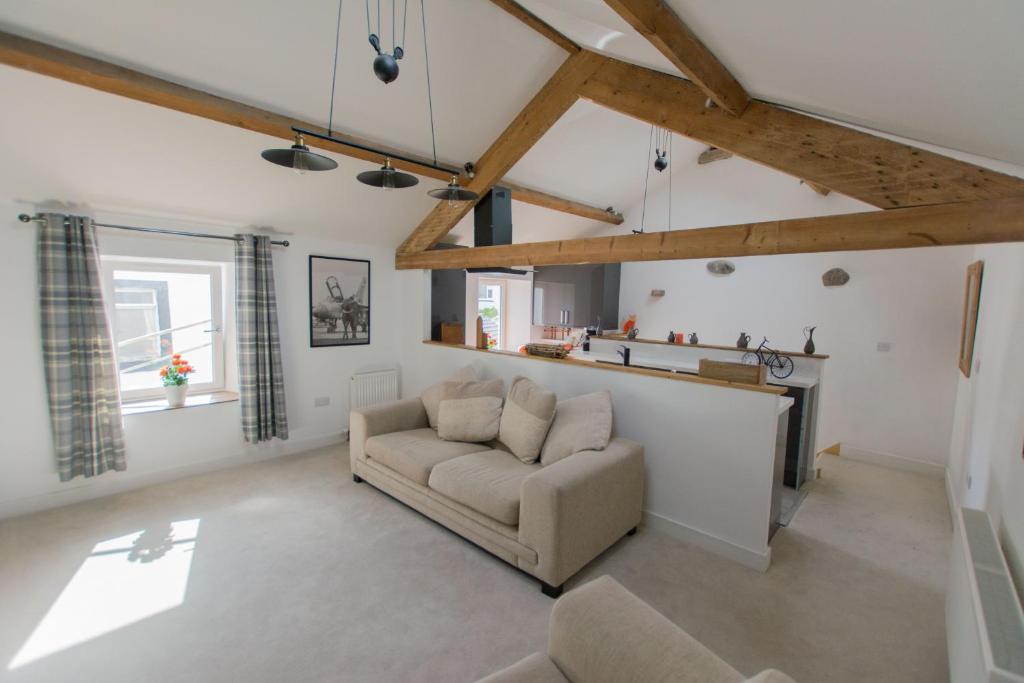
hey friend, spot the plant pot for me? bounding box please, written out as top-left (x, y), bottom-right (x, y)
top-left (164, 383), bottom-right (189, 408)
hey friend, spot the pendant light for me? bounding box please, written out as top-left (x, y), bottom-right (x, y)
top-left (261, 133), bottom-right (338, 173)
top-left (366, 0), bottom-right (409, 83)
top-left (357, 157), bottom-right (419, 189)
top-left (418, 0), bottom-right (478, 204)
top-left (260, 0), bottom-right (347, 173)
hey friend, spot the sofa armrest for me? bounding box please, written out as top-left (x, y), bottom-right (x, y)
top-left (349, 397), bottom-right (428, 469)
top-left (519, 437), bottom-right (644, 587)
top-left (548, 576), bottom-right (743, 683)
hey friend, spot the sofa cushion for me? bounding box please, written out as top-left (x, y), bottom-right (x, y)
top-left (474, 653), bottom-right (569, 683)
top-left (364, 428), bottom-right (490, 486)
top-left (499, 376), bottom-right (557, 464)
top-left (438, 396), bottom-right (503, 443)
top-left (421, 365), bottom-right (479, 428)
top-left (428, 450), bottom-right (541, 526)
top-left (427, 378), bottom-right (505, 430)
top-left (540, 391), bottom-right (614, 466)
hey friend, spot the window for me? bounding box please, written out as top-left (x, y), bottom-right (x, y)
top-left (101, 258), bottom-right (227, 401)
top-left (477, 279), bottom-right (505, 350)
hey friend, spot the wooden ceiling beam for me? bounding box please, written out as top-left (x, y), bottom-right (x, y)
top-left (603, 0), bottom-right (748, 115)
top-left (397, 50), bottom-right (608, 254)
top-left (488, 0), bottom-right (579, 53)
top-left (504, 182), bottom-right (623, 224)
top-left (579, 59), bottom-right (1024, 209)
top-left (697, 146), bottom-right (732, 164)
top-left (396, 196), bottom-right (1024, 269)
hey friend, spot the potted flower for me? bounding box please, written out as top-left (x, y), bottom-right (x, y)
top-left (160, 354), bottom-right (194, 408)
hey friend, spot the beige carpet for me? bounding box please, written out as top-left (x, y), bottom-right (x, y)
top-left (0, 447), bottom-right (949, 683)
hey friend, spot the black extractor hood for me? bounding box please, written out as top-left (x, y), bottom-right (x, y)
top-left (467, 186), bottom-right (529, 276)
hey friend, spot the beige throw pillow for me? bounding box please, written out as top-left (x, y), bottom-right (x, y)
top-left (498, 376), bottom-right (557, 463)
top-left (437, 396), bottom-right (503, 442)
top-left (421, 365), bottom-right (479, 428)
top-left (539, 391), bottom-right (613, 466)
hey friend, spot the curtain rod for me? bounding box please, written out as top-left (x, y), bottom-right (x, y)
top-left (17, 214), bottom-right (290, 247)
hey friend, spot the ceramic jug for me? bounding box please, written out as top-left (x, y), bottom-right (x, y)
top-left (688, 332), bottom-right (699, 344)
top-left (803, 326), bottom-right (817, 354)
top-left (737, 332), bottom-right (751, 348)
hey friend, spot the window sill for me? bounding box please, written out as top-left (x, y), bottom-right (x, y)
top-left (121, 390), bottom-right (239, 416)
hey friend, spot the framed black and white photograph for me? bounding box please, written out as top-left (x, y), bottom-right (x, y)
top-left (309, 255), bottom-right (370, 347)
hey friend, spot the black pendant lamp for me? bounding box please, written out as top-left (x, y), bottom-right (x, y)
top-left (261, 133), bottom-right (338, 173)
top-left (427, 175), bottom-right (477, 204)
top-left (366, 0), bottom-right (408, 84)
top-left (356, 157), bottom-right (419, 189)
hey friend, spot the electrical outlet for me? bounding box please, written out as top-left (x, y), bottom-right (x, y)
top-left (314, 396), bottom-right (330, 408)
top-left (876, 342), bottom-right (892, 352)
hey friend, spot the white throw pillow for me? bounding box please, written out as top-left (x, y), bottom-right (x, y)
top-left (539, 391), bottom-right (613, 466)
top-left (421, 365), bottom-right (479, 428)
top-left (437, 396), bottom-right (504, 442)
top-left (498, 376), bottom-right (557, 464)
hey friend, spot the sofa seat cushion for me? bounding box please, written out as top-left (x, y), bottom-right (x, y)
top-left (364, 428), bottom-right (490, 486)
top-left (475, 653), bottom-right (569, 683)
top-left (428, 450), bottom-right (541, 526)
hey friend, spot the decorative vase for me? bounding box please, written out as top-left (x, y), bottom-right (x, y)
top-left (165, 383), bottom-right (189, 408)
top-left (688, 332), bottom-right (699, 344)
top-left (737, 332), bottom-right (751, 349)
top-left (667, 331), bottom-right (675, 343)
top-left (803, 326), bottom-right (817, 355)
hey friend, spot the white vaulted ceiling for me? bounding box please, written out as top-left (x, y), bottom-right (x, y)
top-left (1, 0), bottom-right (1022, 248)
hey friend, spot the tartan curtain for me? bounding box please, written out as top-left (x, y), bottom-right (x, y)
top-left (235, 234), bottom-right (289, 443)
top-left (38, 213), bottom-right (127, 481)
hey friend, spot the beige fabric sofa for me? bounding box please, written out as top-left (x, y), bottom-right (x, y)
top-left (477, 576), bottom-right (797, 683)
top-left (350, 394), bottom-right (644, 596)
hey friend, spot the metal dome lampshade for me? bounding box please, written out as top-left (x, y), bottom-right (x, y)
top-left (261, 133), bottom-right (338, 173)
top-left (427, 176), bottom-right (478, 204)
top-left (356, 157), bottom-right (419, 189)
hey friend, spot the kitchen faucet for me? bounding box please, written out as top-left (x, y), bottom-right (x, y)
top-left (617, 345), bottom-right (630, 367)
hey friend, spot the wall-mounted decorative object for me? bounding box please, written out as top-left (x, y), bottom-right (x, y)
top-left (309, 255), bottom-right (371, 347)
top-left (650, 289), bottom-right (666, 297)
top-left (667, 331), bottom-right (675, 343)
top-left (707, 260), bottom-right (735, 276)
top-left (822, 267), bottom-right (850, 287)
top-left (803, 326), bottom-right (817, 354)
top-left (688, 332), bottom-right (699, 344)
top-left (959, 261), bottom-right (984, 377)
top-left (737, 332), bottom-right (751, 349)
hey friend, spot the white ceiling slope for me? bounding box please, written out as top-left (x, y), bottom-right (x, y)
top-left (520, 0), bottom-right (1024, 166)
top-left (0, 0), bottom-right (565, 166)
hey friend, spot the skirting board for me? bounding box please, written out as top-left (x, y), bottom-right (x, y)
top-left (643, 511), bottom-right (772, 572)
top-left (0, 430), bottom-right (348, 520)
top-left (838, 446), bottom-right (946, 479)
top-left (945, 468), bottom-right (958, 531)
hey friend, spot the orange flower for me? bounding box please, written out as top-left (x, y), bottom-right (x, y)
top-left (172, 353), bottom-right (182, 360)
top-left (182, 366), bottom-right (193, 373)
top-left (159, 367), bottom-right (168, 377)
top-left (171, 358), bottom-right (181, 366)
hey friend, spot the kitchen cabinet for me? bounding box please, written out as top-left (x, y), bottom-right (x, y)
top-left (533, 264), bottom-right (620, 330)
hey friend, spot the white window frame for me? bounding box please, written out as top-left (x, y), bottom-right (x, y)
top-left (100, 256), bottom-right (227, 402)
top-left (478, 278), bottom-right (507, 350)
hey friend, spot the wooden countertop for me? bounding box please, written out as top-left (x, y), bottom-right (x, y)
top-left (594, 334), bottom-right (830, 359)
top-left (422, 341), bottom-right (787, 395)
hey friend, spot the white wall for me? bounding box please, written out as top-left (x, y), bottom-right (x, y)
top-left (617, 248), bottom-right (971, 466)
top-left (0, 200), bottom-right (401, 518)
top-left (946, 243), bottom-right (1024, 595)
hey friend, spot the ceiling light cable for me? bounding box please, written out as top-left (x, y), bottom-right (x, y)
top-left (421, 0), bottom-right (437, 166)
top-left (634, 124), bottom-right (655, 234)
top-left (328, 0), bottom-right (343, 136)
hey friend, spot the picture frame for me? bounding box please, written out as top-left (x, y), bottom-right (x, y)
top-left (958, 260), bottom-right (983, 377)
top-left (309, 255), bottom-right (370, 347)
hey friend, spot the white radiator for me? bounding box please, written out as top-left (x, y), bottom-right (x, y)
top-left (350, 369), bottom-right (399, 410)
top-left (947, 506), bottom-right (1024, 683)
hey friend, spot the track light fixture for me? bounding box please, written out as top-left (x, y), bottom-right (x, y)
top-left (261, 133), bottom-right (338, 173)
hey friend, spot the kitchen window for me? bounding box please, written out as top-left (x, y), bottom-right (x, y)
top-left (100, 257), bottom-right (228, 402)
top-left (478, 279), bottom-right (506, 349)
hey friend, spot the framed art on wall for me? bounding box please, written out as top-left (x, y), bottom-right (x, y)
top-left (309, 255), bottom-right (370, 347)
top-left (958, 260), bottom-right (983, 377)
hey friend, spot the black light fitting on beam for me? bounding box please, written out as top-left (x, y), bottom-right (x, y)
top-left (356, 157), bottom-right (419, 190)
top-left (261, 133), bottom-right (338, 173)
